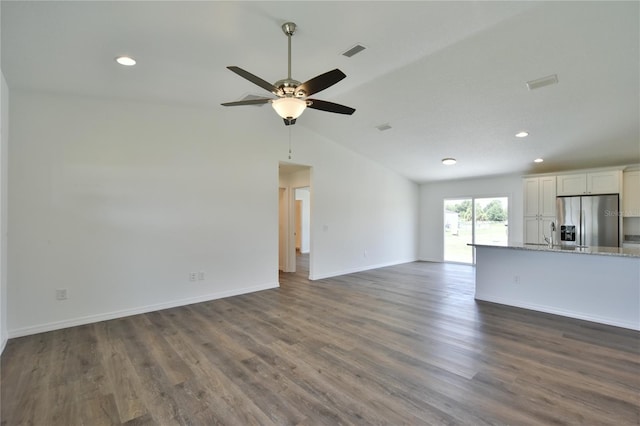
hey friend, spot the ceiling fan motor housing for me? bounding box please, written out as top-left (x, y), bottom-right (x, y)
top-left (274, 79), bottom-right (305, 97)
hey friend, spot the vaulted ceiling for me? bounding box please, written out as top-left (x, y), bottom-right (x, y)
top-left (2, 1), bottom-right (638, 182)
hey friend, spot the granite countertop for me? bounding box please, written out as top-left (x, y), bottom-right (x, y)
top-left (470, 243), bottom-right (640, 258)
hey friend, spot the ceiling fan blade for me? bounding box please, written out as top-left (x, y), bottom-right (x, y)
top-left (221, 98), bottom-right (273, 107)
top-left (227, 66), bottom-right (280, 95)
top-left (296, 69), bottom-right (346, 97)
top-left (307, 99), bottom-right (355, 115)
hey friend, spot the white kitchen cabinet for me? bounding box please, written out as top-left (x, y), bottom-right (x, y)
top-left (556, 174), bottom-right (586, 196)
top-left (623, 170), bottom-right (640, 217)
top-left (523, 176), bottom-right (556, 244)
top-left (524, 176), bottom-right (556, 217)
top-left (557, 171), bottom-right (621, 195)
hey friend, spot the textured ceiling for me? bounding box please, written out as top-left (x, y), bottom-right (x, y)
top-left (2, 1), bottom-right (638, 182)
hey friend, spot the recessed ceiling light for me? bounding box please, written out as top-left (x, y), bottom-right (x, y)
top-left (442, 158), bottom-right (457, 165)
top-left (515, 131), bottom-right (529, 138)
top-left (115, 56), bottom-right (136, 66)
top-left (534, 158), bottom-right (544, 163)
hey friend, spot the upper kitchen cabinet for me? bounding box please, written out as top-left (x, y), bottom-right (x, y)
top-left (556, 170), bottom-right (621, 196)
top-left (524, 176), bottom-right (556, 217)
top-left (623, 170), bottom-right (640, 217)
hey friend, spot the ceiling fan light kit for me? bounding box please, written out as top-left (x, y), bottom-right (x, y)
top-left (272, 97), bottom-right (307, 120)
top-left (222, 22), bottom-right (355, 126)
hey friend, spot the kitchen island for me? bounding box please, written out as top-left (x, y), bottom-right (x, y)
top-left (471, 243), bottom-right (640, 330)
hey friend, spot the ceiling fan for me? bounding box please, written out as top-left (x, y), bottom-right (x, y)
top-left (221, 22), bottom-right (356, 126)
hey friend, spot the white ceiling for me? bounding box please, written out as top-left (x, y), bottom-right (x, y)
top-left (2, 1), bottom-right (638, 182)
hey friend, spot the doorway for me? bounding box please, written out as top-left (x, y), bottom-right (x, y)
top-left (443, 196), bottom-right (509, 264)
top-left (278, 163), bottom-right (312, 277)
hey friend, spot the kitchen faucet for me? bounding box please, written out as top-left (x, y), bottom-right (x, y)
top-left (544, 221), bottom-right (556, 248)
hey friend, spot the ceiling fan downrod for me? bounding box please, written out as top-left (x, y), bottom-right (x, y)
top-left (275, 22), bottom-right (302, 97)
top-left (282, 22), bottom-right (296, 81)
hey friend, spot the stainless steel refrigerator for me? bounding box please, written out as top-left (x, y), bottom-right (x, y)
top-left (556, 194), bottom-right (619, 248)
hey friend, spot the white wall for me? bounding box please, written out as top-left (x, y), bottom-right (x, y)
top-left (286, 168), bottom-right (311, 189)
top-left (0, 71), bottom-right (8, 352)
top-left (419, 174), bottom-right (524, 261)
top-left (8, 90), bottom-right (419, 336)
top-left (297, 145), bottom-right (419, 280)
top-left (295, 188), bottom-right (310, 254)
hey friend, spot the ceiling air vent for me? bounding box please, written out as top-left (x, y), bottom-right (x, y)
top-left (526, 74), bottom-right (558, 90)
top-left (376, 123), bottom-right (392, 131)
top-left (342, 44), bottom-right (366, 58)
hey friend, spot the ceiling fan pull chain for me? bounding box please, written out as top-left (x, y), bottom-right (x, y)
top-left (288, 126), bottom-right (292, 159)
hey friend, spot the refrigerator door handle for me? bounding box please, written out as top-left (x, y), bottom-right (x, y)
top-left (581, 209), bottom-right (585, 246)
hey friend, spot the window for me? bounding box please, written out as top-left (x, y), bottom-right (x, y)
top-left (444, 197), bottom-right (508, 264)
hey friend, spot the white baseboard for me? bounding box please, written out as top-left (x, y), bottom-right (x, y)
top-left (417, 257), bottom-right (443, 263)
top-left (8, 282), bottom-right (279, 339)
top-left (476, 295), bottom-right (640, 331)
top-left (309, 258), bottom-right (417, 280)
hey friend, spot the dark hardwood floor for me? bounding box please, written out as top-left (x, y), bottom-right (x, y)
top-left (2, 255), bottom-right (639, 425)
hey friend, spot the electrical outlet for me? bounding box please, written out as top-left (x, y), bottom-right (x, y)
top-left (364, 249), bottom-right (368, 258)
top-left (198, 271), bottom-right (205, 280)
top-left (514, 275), bottom-right (520, 284)
top-left (189, 272), bottom-right (197, 282)
top-left (56, 288), bottom-right (68, 300)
